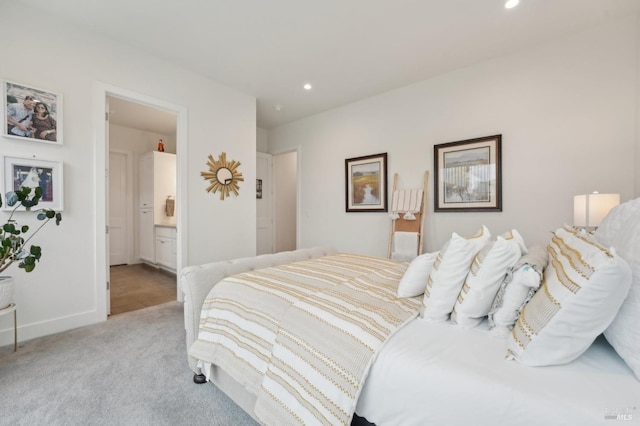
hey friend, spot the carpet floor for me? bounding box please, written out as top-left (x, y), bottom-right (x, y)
top-left (0, 302), bottom-right (257, 426)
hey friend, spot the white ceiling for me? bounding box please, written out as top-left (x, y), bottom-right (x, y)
top-left (20, 0), bottom-right (640, 130)
top-left (107, 96), bottom-right (177, 136)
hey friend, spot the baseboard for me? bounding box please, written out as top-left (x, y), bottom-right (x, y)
top-left (0, 308), bottom-right (102, 347)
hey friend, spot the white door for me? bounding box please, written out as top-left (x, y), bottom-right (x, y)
top-left (256, 152), bottom-right (274, 255)
top-left (274, 151), bottom-right (297, 252)
top-left (109, 151), bottom-right (128, 266)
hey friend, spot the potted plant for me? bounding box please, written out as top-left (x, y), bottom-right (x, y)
top-left (0, 186), bottom-right (62, 309)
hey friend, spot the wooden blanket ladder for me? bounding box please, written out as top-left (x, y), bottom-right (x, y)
top-left (387, 171), bottom-right (429, 260)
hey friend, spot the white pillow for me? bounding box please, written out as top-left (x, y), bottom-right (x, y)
top-left (421, 225), bottom-right (491, 321)
top-left (594, 197), bottom-right (640, 247)
top-left (488, 245), bottom-right (548, 335)
top-left (451, 230), bottom-right (525, 327)
top-left (602, 205), bottom-right (640, 381)
top-left (396, 251), bottom-right (439, 298)
top-left (489, 266), bottom-right (541, 337)
top-left (507, 227), bottom-right (631, 366)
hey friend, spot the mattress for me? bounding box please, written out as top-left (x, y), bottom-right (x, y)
top-left (356, 318), bottom-right (640, 426)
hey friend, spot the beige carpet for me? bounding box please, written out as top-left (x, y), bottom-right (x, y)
top-left (0, 302), bottom-right (257, 426)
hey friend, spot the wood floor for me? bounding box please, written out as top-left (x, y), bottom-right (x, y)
top-left (109, 264), bottom-right (177, 316)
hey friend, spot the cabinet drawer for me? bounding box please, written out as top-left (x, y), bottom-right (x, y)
top-left (155, 226), bottom-right (176, 238)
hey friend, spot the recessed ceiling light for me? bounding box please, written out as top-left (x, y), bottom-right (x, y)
top-left (303, 83), bottom-right (312, 90)
top-left (505, 0), bottom-right (519, 9)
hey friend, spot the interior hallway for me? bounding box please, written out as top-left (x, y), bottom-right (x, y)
top-left (109, 264), bottom-right (176, 316)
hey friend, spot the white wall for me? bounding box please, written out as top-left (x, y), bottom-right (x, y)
top-left (257, 127), bottom-right (268, 153)
top-left (110, 124), bottom-right (176, 155)
top-left (269, 16), bottom-right (639, 256)
top-left (0, 2), bottom-right (256, 344)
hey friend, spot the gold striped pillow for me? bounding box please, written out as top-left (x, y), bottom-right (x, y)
top-left (506, 227), bottom-right (631, 365)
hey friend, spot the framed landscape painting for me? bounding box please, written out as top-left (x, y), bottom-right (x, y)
top-left (3, 80), bottom-right (63, 145)
top-left (434, 135), bottom-right (502, 212)
top-left (345, 152), bottom-right (388, 212)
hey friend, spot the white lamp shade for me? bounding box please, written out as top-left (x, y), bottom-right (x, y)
top-left (574, 193), bottom-right (620, 227)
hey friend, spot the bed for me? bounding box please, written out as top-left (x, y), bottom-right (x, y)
top-left (180, 199), bottom-right (640, 426)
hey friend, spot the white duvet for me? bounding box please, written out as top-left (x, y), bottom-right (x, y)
top-left (356, 318), bottom-right (640, 426)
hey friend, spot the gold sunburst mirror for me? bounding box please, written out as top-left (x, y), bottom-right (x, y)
top-left (201, 152), bottom-right (244, 200)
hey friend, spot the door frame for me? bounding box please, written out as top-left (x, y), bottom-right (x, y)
top-left (93, 82), bottom-right (188, 321)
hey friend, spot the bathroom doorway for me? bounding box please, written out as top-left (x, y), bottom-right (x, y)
top-left (106, 95), bottom-right (179, 316)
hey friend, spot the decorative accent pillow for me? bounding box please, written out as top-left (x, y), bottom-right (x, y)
top-left (601, 202), bottom-right (640, 381)
top-left (451, 230), bottom-right (525, 327)
top-left (488, 245), bottom-right (548, 336)
top-left (421, 225), bottom-right (491, 322)
top-left (396, 251), bottom-right (439, 298)
top-left (507, 227), bottom-right (631, 366)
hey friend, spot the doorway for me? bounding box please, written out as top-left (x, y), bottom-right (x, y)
top-left (106, 94), bottom-right (180, 316)
top-left (256, 152), bottom-right (274, 255)
top-left (273, 150), bottom-right (298, 252)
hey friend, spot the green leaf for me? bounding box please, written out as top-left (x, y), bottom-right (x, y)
top-left (22, 262), bottom-right (35, 272)
top-left (21, 199), bottom-right (35, 209)
top-left (21, 225), bottom-right (29, 233)
top-left (30, 245), bottom-right (42, 257)
top-left (5, 192), bottom-right (18, 207)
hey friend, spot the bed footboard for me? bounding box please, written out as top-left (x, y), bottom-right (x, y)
top-left (180, 246), bottom-right (338, 372)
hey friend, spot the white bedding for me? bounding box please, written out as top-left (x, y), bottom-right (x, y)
top-left (357, 318), bottom-right (640, 426)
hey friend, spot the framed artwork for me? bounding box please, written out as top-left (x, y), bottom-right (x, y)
top-left (3, 80), bottom-right (63, 145)
top-left (200, 152), bottom-right (244, 200)
top-left (345, 152), bottom-right (388, 212)
top-left (434, 135), bottom-right (502, 212)
top-left (2, 156), bottom-right (64, 211)
top-left (256, 179), bottom-right (263, 199)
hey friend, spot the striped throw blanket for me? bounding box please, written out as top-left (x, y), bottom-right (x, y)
top-left (390, 188), bottom-right (423, 220)
top-left (189, 253), bottom-right (421, 425)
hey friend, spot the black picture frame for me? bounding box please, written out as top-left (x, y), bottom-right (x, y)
top-left (345, 152), bottom-right (388, 212)
top-left (434, 135), bottom-right (502, 212)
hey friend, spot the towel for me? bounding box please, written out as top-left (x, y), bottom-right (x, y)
top-left (391, 231), bottom-right (419, 261)
top-left (390, 189), bottom-right (423, 220)
top-left (165, 197), bottom-right (175, 217)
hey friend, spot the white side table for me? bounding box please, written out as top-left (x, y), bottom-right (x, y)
top-left (0, 303), bottom-right (17, 352)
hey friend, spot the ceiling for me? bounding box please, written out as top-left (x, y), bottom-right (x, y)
top-left (108, 96), bottom-right (177, 136)
top-left (20, 0), bottom-right (640, 130)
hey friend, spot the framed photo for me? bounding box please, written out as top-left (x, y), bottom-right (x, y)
top-left (3, 80), bottom-right (63, 145)
top-left (256, 179), bottom-right (263, 199)
top-left (2, 156), bottom-right (64, 211)
top-left (345, 152), bottom-right (388, 212)
top-left (434, 135), bottom-right (502, 212)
